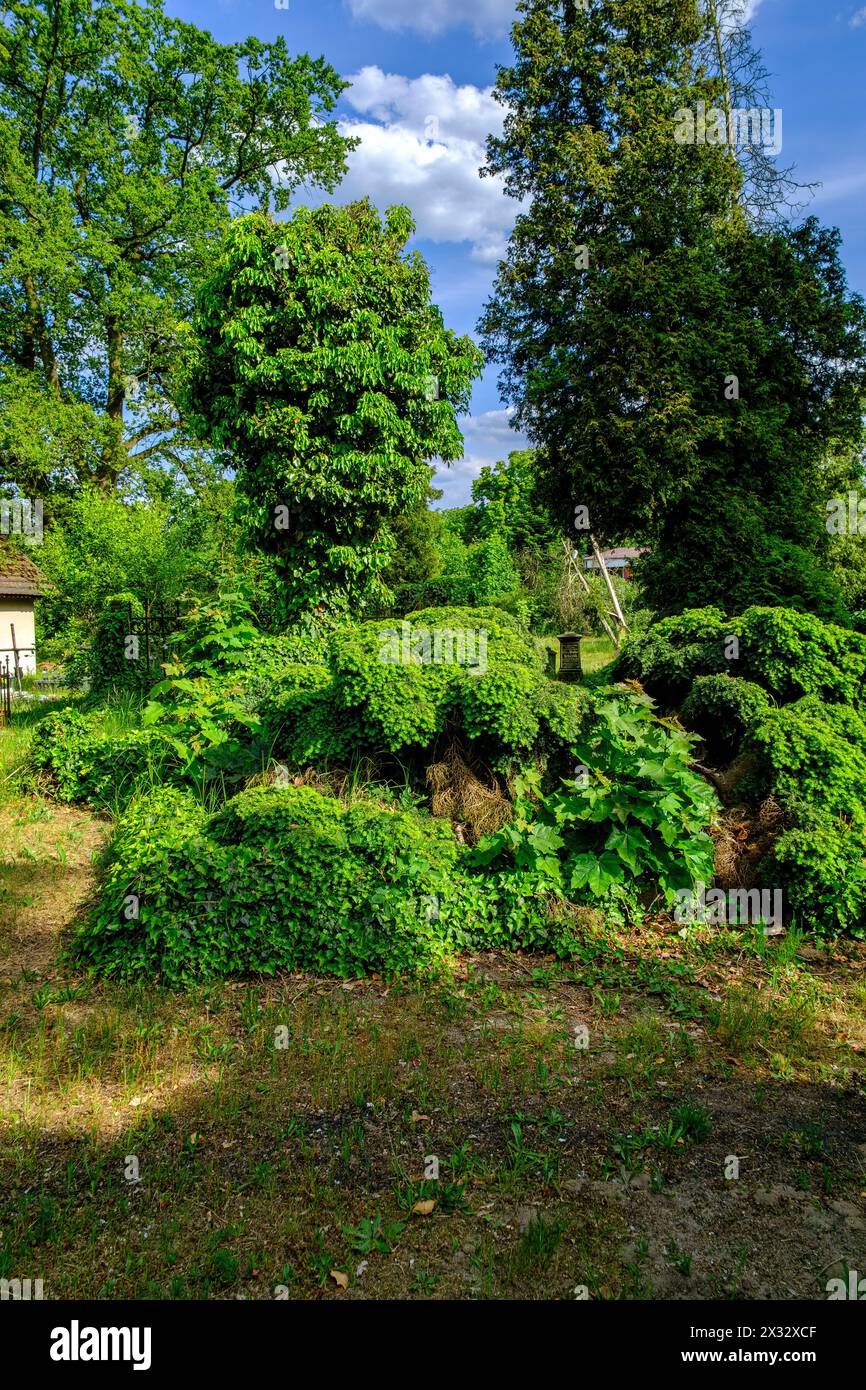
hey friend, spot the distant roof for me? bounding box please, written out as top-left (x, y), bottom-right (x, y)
top-left (600, 547), bottom-right (648, 560)
top-left (0, 545), bottom-right (50, 597)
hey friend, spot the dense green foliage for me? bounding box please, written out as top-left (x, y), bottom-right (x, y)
top-left (479, 0), bottom-right (866, 619)
top-left (382, 452), bottom-right (590, 636)
top-left (184, 203), bottom-right (482, 620)
top-left (746, 699), bottom-right (866, 822)
top-left (472, 692), bottom-right (717, 916)
top-left (622, 604), bottom-right (866, 935)
top-left (137, 594), bottom-right (328, 787)
top-left (282, 605), bottom-right (588, 774)
top-left (74, 783), bottom-right (586, 983)
top-left (680, 674), bottom-right (770, 761)
top-left (6, 0), bottom-right (866, 989)
top-left (84, 593), bottom-right (147, 697)
top-left (470, 450), bottom-right (557, 555)
top-left (620, 605), bottom-right (866, 711)
top-left (29, 707), bottom-right (174, 809)
top-left (0, 0), bottom-right (352, 493)
top-left (768, 817), bottom-right (866, 938)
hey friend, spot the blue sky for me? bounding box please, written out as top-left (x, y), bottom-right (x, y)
top-left (165, 0), bottom-right (866, 505)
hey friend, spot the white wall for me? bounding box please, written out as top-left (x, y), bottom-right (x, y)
top-left (0, 600), bottom-right (37, 675)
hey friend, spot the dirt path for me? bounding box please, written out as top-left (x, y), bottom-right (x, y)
top-left (0, 799), bottom-right (108, 985)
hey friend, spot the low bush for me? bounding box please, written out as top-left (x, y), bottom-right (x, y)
top-left (471, 691), bottom-right (718, 917)
top-left (738, 607), bottom-right (866, 710)
top-left (136, 597), bottom-right (330, 788)
top-left (680, 674), bottom-right (771, 761)
top-left (324, 604), bottom-right (587, 772)
top-left (74, 780), bottom-right (604, 983)
top-left (763, 814), bottom-right (866, 938)
top-left (74, 784), bottom-right (480, 982)
top-left (622, 605), bottom-right (866, 715)
top-left (28, 708), bottom-right (175, 809)
top-left (745, 696), bottom-right (866, 822)
top-left (621, 606), bottom-right (866, 935)
top-left (616, 608), bottom-right (734, 706)
top-left (233, 632), bottom-right (330, 707)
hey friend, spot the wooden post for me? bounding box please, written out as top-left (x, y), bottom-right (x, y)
top-left (568, 543), bottom-right (619, 648)
top-left (9, 623), bottom-right (22, 690)
top-left (589, 534), bottom-right (628, 640)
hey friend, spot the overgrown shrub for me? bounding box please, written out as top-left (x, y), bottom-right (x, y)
top-left (232, 631), bottom-right (330, 703)
top-left (680, 674), bottom-right (771, 761)
top-left (738, 607), bottom-right (866, 709)
top-left (75, 779), bottom-right (608, 983)
top-left (616, 607), bottom-right (735, 705)
top-left (29, 708), bottom-right (175, 808)
top-left (135, 597), bottom-right (329, 788)
top-left (622, 605), bottom-right (866, 714)
top-left (763, 814), bottom-right (866, 938)
top-left (73, 783), bottom-right (521, 982)
top-left (471, 691), bottom-right (718, 916)
top-left (85, 593), bottom-right (147, 697)
top-left (745, 696), bottom-right (866, 822)
top-left (653, 612), bottom-right (866, 935)
top-left (141, 671), bottom-right (268, 788)
top-left (322, 604), bottom-right (585, 772)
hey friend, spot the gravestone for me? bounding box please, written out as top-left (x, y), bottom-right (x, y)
top-left (557, 632), bottom-right (582, 682)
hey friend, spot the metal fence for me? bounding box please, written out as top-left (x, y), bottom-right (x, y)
top-left (124, 599), bottom-right (185, 675)
top-left (0, 655), bottom-right (13, 726)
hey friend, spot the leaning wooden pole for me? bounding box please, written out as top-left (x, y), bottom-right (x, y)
top-left (568, 542), bottom-right (619, 648)
top-left (589, 534), bottom-right (628, 638)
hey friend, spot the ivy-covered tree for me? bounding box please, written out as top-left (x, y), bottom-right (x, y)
top-left (479, 0), bottom-right (866, 617)
top-left (0, 0), bottom-right (353, 494)
top-left (184, 202), bottom-right (483, 621)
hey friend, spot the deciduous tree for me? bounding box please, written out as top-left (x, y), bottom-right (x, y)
top-left (185, 202), bottom-right (483, 620)
top-left (0, 0), bottom-right (353, 493)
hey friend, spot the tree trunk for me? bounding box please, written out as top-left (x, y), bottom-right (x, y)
top-left (22, 274), bottom-right (61, 394)
top-left (98, 313), bottom-right (126, 489)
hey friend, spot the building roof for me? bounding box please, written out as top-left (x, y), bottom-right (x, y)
top-left (0, 545), bottom-right (50, 598)
top-left (585, 546), bottom-right (650, 568)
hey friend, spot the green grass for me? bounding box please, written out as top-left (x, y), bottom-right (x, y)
top-left (580, 636), bottom-right (617, 674)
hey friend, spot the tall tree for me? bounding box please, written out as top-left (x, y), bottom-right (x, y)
top-left (0, 0), bottom-right (353, 494)
top-left (184, 202), bottom-right (483, 621)
top-left (479, 0), bottom-right (866, 617)
top-left (471, 450), bottom-right (557, 553)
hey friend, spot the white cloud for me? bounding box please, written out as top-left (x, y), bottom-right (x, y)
top-left (850, 6), bottom-right (866, 27)
top-left (433, 407), bottom-right (529, 507)
top-left (809, 164), bottom-right (866, 203)
top-left (347, 0), bottom-right (767, 38)
top-left (328, 67), bottom-right (523, 262)
top-left (346, 0), bottom-right (515, 39)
